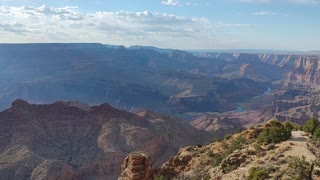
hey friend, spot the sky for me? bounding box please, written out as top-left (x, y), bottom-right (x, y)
top-left (0, 0), bottom-right (319, 51)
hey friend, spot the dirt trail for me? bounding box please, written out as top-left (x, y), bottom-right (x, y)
top-left (283, 130), bottom-right (316, 162)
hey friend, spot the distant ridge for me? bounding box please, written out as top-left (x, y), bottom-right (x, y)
top-left (188, 49), bottom-right (320, 55)
top-left (128, 45), bottom-right (174, 53)
top-left (0, 43), bottom-right (103, 46)
top-left (0, 43), bottom-right (106, 49)
top-left (0, 43), bottom-right (317, 55)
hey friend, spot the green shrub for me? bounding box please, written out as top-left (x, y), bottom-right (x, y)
top-left (257, 120), bottom-right (291, 144)
top-left (236, 128), bottom-right (245, 134)
top-left (303, 117), bottom-right (319, 134)
top-left (224, 134), bottom-right (232, 140)
top-left (222, 149), bottom-right (233, 159)
top-left (213, 137), bottom-right (221, 142)
top-left (287, 156), bottom-right (313, 180)
top-left (267, 120), bottom-right (283, 128)
top-left (253, 143), bottom-right (262, 155)
top-left (314, 125), bottom-right (320, 139)
top-left (283, 121), bottom-right (294, 133)
top-left (154, 175), bottom-right (166, 180)
top-left (299, 125), bottom-right (303, 131)
top-left (246, 166), bottom-right (270, 180)
top-left (220, 136), bottom-right (247, 160)
top-left (207, 150), bottom-right (223, 167)
top-left (211, 153), bottom-right (223, 167)
top-left (230, 136), bottom-right (246, 150)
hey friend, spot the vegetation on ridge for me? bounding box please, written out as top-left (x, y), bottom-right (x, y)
top-left (158, 119), bottom-right (320, 180)
top-left (257, 120), bottom-right (292, 144)
top-left (303, 117), bottom-right (320, 138)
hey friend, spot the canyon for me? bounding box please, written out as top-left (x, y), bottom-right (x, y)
top-left (0, 100), bottom-right (211, 179)
top-left (1, 43), bottom-right (320, 179)
top-left (1, 44), bottom-right (319, 121)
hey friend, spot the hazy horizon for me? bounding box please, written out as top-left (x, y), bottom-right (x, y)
top-left (1, 43), bottom-right (319, 55)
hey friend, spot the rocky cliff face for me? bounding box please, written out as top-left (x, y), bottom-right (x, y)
top-left (286, 58), bottom-right (320, 83)
top-left (0, 100), bottom-right (211, 180)
top-left (238, 53), bottom-right (320, 84)
top-left (256, 86), bottom-right (320, 124)
top-left (195, 52), bottom-right (320, 84)
top-left (118, 152), bottom-right (153, 180)
top-left (259, 54), bottom-right (320, 84)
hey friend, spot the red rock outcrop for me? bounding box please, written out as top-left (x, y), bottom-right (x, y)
top-left (118, 152), bottom-right (153, 180)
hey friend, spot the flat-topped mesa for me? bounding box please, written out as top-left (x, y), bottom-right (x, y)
top-left (118, 152), bottom-right (153, 180)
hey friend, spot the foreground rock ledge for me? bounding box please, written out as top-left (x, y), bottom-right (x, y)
top-left (118, 152), bottom-right (153, 180)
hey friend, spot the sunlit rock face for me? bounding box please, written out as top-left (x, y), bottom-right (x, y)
top-left (118, 152), bottom-right (153, 180)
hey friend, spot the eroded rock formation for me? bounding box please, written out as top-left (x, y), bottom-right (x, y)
top-left (118, 152), bottom-right (153, 180)
top-left (0, 99), bottom-right (211, 179)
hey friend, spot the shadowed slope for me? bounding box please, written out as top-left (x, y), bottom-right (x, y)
top-left (0, 100), bottom-right (211, 179)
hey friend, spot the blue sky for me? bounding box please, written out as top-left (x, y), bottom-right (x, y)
top-left (0, 0), bottom-right (319, 50)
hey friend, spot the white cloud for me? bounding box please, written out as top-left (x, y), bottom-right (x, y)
top-left (161, 0), bottom-right (180, 6)
top-left (0, 22), bottom-right (28, 33)
top-left (0, 5), bottom-right (253, 49)
top-left (252, 11), bottom-right (277, 15)
top-left (161, 0), bottom-right (201, 7)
